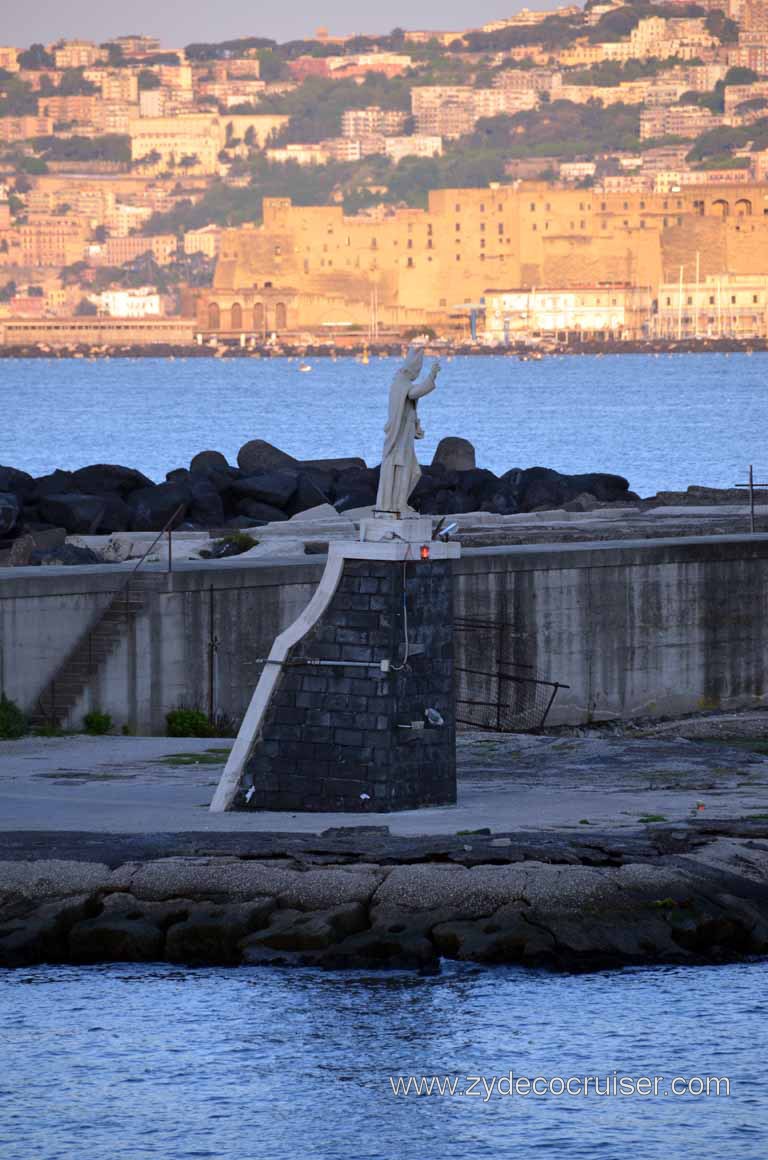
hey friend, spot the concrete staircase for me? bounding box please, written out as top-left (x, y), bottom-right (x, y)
top-left (29, 574), bottom-right (162, 729)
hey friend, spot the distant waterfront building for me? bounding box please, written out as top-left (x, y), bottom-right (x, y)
top-left (655, 274), bottom-right (768, 338)
top-left (94, 288), bottom-right (162, 317)
top-left (483, 285), bottom-right (652, 342)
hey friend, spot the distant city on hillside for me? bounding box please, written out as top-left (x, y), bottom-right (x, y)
top-left (1, 2), bottom-right (768, 349)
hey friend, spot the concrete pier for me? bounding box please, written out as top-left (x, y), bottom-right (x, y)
top-left (3, 725), bottom-right (768, 970)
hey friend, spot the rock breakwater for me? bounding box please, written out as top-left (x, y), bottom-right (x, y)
top-left (0, 438), bottom-right (636, 563)
top-left (2, 822), bottom-right (768, 972)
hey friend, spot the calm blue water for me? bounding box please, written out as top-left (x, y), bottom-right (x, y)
top-left (2, 352), bottom-right (768, 496)
top-left (0, 960), bottom-right (765, 1159)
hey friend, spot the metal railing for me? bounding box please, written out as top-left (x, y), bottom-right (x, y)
top-left (454, 616), bottom-right (569, 733)
top-left (34, 504), bottom-right (185, 727)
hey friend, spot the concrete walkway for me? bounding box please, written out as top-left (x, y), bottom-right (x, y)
top-left (1, 731), bottom-right (767, 835)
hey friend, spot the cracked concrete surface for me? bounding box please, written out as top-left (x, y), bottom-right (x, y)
top-left (1, 729), bottom-right (767, 834)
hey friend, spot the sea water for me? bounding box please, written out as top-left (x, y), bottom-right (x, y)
top-left (3, 352), bottom-right (768, 497)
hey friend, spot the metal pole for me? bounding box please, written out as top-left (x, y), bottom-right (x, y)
top-left (540, 684), bottom-right (561, 730)
top-left (497, 621), bottom-right (504, 733)
top-left (750, 464), bottom-right (756, 533)
top-left (208, 584), bottom-right (215, 721)
top-left (167, 526), bottom-right (173, 572)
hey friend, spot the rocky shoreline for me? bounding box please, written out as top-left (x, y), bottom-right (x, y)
top-left (2, 820), bottom-right (768, 972)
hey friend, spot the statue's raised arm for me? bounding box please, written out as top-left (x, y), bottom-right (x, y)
top-left (375, 348), bottom-right (440, 516)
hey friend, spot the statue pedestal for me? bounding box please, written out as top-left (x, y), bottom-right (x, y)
top-left (359, 514), bottom-right (435, 546)
top-left (211, 534), bottom-right (460, 813)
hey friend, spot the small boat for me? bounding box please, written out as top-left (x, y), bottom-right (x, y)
top-left (298, 362), bottom-right (312, 372)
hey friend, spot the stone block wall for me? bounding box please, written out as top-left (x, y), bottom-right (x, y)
top-left (239, 558), bottom-right (456, 812)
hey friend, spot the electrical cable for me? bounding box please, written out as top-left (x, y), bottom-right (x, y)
top-left (390, 557), bottom-right (411, 671)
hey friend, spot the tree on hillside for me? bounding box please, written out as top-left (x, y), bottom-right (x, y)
top-left (138, 69), bottom-right (161, 90)
top-left (17, 44), bottom-right (54, 69)
top-left (184, 37), bottom-right (276, 61)
top-left (724, 66), bottom-right (759, 86)
top-left (261, 75), bottom-right (412, 143)
top-left (58, 68), bottom-right (99, 95)
top-left (469, 100), bottom-right (642, 158)
top-left (705, 11), bottom-right (738, 42)
top-left (31, 134), bottom-right (132, 164)
top-left (588, 7), bottom-right (642, 42)
top-left (104, 43), bottom-right (125, 67)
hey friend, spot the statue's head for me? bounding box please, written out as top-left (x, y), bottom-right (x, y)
top-left (403, 347), bottom-right (423, 381)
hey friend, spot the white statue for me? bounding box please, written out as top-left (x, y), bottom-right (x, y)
top-left (375, 348), bottom-right (440, 514)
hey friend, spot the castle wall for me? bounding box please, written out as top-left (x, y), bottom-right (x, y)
top-left (203, 182), bottom-right (768, 333)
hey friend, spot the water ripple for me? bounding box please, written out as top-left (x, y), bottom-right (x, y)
top-left (0, 960), bottom-right (766, 1159)
top-left (3, 353), bottom-right (768, 495)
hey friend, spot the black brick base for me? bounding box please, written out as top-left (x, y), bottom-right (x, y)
top-left (237, 559), bottom-right (456, 812)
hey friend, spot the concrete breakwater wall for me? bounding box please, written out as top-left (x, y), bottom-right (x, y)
top-left (2, 532), bottom-right (768, 732)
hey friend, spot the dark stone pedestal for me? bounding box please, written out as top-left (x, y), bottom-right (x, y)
top-left (239, 558), bottom-right (456, 812)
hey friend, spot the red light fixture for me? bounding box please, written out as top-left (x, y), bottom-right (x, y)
top-left (420, 545), bottom-right (430, 560)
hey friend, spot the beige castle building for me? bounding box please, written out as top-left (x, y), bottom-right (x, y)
top-left (198, 182), bottom-right (768, 338)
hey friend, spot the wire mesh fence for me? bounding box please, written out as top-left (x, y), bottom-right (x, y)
top-left (454, 616), bottom-right (568, 732)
